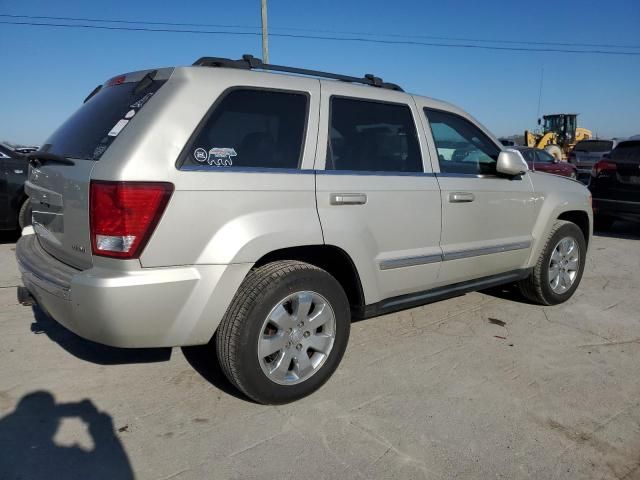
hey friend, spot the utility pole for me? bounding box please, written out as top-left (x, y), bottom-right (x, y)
top-left (260, 0), bottom-right (269, 63)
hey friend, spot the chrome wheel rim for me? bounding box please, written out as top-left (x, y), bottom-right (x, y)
top-left (258, 291), bottom-right (336, 385)
top-left (548, 236), bottom-right (580, 294)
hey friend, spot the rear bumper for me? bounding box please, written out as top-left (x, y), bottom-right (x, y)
top-left (16, 234), bottom-right (251, 348)
top-left (592, 198), bottom-right (640, 222)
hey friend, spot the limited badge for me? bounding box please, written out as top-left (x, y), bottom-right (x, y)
top-left (193, 148), bottom-right (208, 163)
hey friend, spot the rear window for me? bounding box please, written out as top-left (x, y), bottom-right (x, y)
top-left (181, 88), bottom-right (308, 170)
top-left (41, 75), bottom-right (167, 161)
top-left (611, 141), bottom-right (640, 162)
top-left (573, 140), bottom-right (613, 153)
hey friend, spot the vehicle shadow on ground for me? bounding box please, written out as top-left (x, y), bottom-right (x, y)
top-left (30, 306), bottom-right (172, 365)
top-left (593, 221), bottom-right (640, 240)
top-left (0, 230), bottom-right (19, 245)
top-left (0, 391), bottom-right (134, 480)
top-left (480, 283), bottom-right (539, 305)
top-left (182, 343), bottom-right (255, 402)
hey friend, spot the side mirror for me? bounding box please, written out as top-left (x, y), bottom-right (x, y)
top-left (497, 150), bottom-right (528, 176)
top-left (537, 118), bottom-right (542, 126)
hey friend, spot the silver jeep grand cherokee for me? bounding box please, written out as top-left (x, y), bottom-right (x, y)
top-left (16, 55), bottom-right (592, 404)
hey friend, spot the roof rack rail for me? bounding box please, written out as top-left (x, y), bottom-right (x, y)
top-left (192, 54), bottom-right (404, 92)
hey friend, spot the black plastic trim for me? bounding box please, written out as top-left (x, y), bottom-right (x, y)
top-left (353, 268), bottom-right (532, 319)
top-left (193, 54), bottom-right (404, 92)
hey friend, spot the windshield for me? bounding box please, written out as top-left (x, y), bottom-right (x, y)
top-left (573, 140), bottom-right (613, 153)
top-left (42, 76), bottom-right (167, 161)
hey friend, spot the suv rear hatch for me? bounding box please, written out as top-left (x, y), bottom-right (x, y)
top-left (26, 68), bottom-right (173, 270)
top-left (571, 140), bottom-right (613, 169)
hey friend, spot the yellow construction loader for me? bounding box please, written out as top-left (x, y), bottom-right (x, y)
top-left (525, 113), bottom-right (592, 160)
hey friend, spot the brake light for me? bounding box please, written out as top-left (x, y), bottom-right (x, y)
top-left (591, 159), bottom-right (617, 177)
top-left (90, 181), bottom-right (173, 259)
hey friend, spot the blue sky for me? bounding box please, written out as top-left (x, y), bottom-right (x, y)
top-left (1, 0), bottom-right (639, 145)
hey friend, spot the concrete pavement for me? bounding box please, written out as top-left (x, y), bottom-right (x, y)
top-left (1, 225), bottom-right (639, 480)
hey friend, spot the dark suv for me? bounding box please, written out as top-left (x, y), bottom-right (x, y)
top-left (0, 144), bottom-right (30, 231)
top-left (589, 139), bottom-right (640, 229)
top-left (569, 139), bottom-right (617, 183)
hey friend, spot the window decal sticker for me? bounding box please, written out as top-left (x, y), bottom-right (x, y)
top-left (107, 119), bottom-right (129, 137)
top-left (193, 148), bottom-right (208, 163)
top-left (209, 147), bottom-right (237, 166)
top-left (130, 92), bottom-right (154, 109)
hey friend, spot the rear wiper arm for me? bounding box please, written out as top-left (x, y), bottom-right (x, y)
top-left (26, 152), bottom-right (75, 167)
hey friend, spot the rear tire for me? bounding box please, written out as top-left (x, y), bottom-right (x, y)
top-left (518, 220), bottom-right (586, 305)
top-left (216, 260), bottom-right (350, 404)
top-left (17, 199), bottom-right (32, 230)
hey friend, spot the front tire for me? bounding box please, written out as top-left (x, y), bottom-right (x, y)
top-left (518, 220), bottom-right (586, 305)
top-left (216, 260), bottom-right (350, 404)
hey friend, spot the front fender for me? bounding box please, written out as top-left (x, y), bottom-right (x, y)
top-left (526, 173), bottom-right (592, 266)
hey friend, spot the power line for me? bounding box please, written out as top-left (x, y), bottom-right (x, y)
top-left (2, 13), bottom-right (640, 50)
top-left (2, 19), bottom-right (640, 56)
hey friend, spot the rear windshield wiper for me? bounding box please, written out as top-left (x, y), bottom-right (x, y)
top-left (26, 152), bottom-right (75, 167)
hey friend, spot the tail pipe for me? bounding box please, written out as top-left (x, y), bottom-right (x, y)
top-left (17, 286), bottom-right (36, 306)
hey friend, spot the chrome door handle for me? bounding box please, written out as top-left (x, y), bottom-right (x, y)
top-left (449, 192), bottom-right (475, 203)
top-left (330, 193), bottom-right (367, 205)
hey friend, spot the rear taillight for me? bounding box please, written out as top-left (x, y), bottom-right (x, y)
top-left (90, 181), bottom-right (173, 259)
top-left (591, 159), bottom-right (617, 177)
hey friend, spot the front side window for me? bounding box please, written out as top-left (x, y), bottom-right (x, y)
top-left (182, 89), bottom-right (308, 169)
top-left (424, 108), bottom-right (500, 175)
top-left (327, 97), bottom-right (422, 173)
top-left (535, 150), bottom-right (556, 163)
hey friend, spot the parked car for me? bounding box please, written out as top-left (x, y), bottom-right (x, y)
top-left (16, 55), bottom-right (592, 404)
top-left (511, 146), bottom-right (577, 179)
top-left (0, 143), bottom-right (31, 231)
top-left (568, 139), bottom-right (617, 183)
top-left (499, 138), bottom-right (516, 146)
top-left (589, 139), bottom-right (640, 229)
top-left (13, 146), bottom-right (40, 154)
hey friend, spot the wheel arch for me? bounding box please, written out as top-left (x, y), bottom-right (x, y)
top-left (254, 244), bottom-right (365, 315)
top-left (557, 210), bottom-right (590, 247)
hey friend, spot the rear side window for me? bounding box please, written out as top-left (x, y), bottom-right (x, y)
top-left (327, 97), bottom-right (422, 173)
top-left (182, 89), bottom-right (308, 169)
top-left (424, 108), bottom-right (500, 175)
top-left (536, 150), bottom-right (556, 163)
top-left (574, 140), bottom-right (613, 152)
top-left (611, 141), bottom-right (640, 162)
top-left (43, 76), bottom-right (167, 161)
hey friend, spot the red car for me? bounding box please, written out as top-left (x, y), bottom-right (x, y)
top-left (513, 147), bottom-right (577, 179)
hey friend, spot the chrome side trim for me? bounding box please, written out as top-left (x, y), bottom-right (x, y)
top-left (380, 241), bottom-right (532, 270)
top-left (180, 166), bottom-right (315, 174)
top-left (179, 167), bottom-right (438, 177)
top-left (443, 241), bottom-right (531, 261)
top-left (318, 170), bottom-right (435, 177)
top-left (379, 254), bottom-right (442, 270)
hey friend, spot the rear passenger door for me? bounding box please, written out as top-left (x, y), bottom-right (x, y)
top-left (315, 81), bottom-right (442, 306)
top-left (419, 105), bottom-right (535, 285)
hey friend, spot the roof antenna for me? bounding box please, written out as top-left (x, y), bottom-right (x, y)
top-left (536, 65), bottom-right (544, 123)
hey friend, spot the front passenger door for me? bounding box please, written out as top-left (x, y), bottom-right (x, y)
top-left (420, 106), bottom-right (536, 285)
